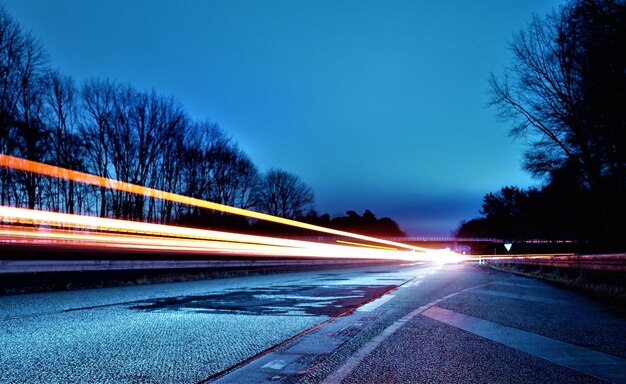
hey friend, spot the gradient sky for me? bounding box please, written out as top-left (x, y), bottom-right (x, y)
top-left (4, 0), bottom-right (564, 236)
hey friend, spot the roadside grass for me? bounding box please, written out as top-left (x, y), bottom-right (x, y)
top-left (488, 263), bottom-right (626, 307)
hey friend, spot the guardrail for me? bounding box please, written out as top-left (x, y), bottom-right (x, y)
top-left (0, 258), bottom-right (400, 274)
top-left (485, 253), bottom-right (626, 272)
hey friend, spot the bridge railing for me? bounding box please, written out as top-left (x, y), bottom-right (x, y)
top-left (290, 236), bottom-right (577, 245)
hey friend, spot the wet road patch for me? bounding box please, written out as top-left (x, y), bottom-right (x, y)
top-left (130, 285), bottom-right (396, 317)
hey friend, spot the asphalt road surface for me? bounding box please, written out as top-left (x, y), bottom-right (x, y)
top-left (1, 262), bottom-right (625, 383)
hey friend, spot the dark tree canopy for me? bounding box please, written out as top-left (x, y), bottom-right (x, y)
top-left (303, 210), bottom-right (406, 237)
top-left (488, 0), bottom-right (626, 248)
top-left (456, 185), bottom-right (590, 241)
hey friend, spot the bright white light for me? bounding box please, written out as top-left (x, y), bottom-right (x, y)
top-left (422, 248), bottom-right (465, 264)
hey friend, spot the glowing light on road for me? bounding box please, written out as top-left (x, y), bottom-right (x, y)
top-left (0, 154), bottom-right (431, 252)
top-left (428, 248), bottom-right (465, 264)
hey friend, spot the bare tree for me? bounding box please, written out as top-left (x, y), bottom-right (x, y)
top-left (179, 121), bottom-right (221, 217)
top-left (0, 7), bottom-right (49, 209)
top-left (233, 149), bottom-right (259, 209)
top-left (178, 122), bottom-right (259, 224)
top-left (208, 136), bottom-right (259, 208)
top-left (151, 124), bottom-right (187, 223)
top-left (43, 71), bottom-right (84, 214)
top-left (135, 91), bottom-right (187, 221)
top-left (103, 86), bottom-right (188, 220)
top-left (253, 168), bottom-right (314, 219)
top-left (0, 8), bottom-right (25, 206)
top-left (80, 78), bottom-right (118, 217)
top-left (12, 25), bottom-right (48, 209)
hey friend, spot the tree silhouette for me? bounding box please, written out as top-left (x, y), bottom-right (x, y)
top-left (0, 8), bottom-right (48, 209)
top-left (489, 0), bottom-right (626, 247)
top-left (44, 71), bottom-right (84, 214)
top-left (308, 210), bottom-right (406, 237)
top-left (253, 169), bottom-right (314, 219)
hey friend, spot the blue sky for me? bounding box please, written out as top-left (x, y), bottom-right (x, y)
top-left (4, 0), bottom-right (563, 235)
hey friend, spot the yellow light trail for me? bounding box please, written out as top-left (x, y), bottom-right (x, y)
top-left (0, 208), bottom-right (428, 261)
top-left (0, 154), bottom-right (432, 252)
top-left (336, 239), bottom-right (397, 251)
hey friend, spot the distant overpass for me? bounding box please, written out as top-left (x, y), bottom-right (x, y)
top-left (294, 236), bottom-right (579, 255)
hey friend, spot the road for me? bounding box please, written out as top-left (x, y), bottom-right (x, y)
top-left (1, 262), bottom-right (625, 383)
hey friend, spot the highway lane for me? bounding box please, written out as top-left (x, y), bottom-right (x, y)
top-left (215, 263), bottom-right (626, 384)
top-left (0, 262), bottom-right (426, 383)
top-left (2, 262), bottom-right (626, 383)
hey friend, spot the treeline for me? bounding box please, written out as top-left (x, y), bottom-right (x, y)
top-left (0, 7), bottom-right (313, 225)
top-left (304, 209), bottom-right (405, 237)
top-left (0, 7), bottom-right (405, 236)
top-left (456, 183), bottom-right (591, 241)
top-left (458, 0), bottom-right (625, 250)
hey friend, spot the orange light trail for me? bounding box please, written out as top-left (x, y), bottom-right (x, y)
top-left (0, 154), bottom-right (432, 252)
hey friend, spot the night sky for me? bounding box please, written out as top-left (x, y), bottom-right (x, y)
top-left (4, 0), bottom-right (563, 236)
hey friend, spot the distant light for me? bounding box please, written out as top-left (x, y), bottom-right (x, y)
top-left (423, 248), bottom-right (466, 264)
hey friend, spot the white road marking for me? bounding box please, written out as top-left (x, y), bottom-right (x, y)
top-left (423, 306), bottom-right (626, 384)
top-left (261, 359), bottom-right (287, 370)
top-left (357, 295), bottom-right (395, 312)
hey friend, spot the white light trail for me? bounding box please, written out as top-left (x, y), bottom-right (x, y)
top-left (0, 207), bottom-right (438, 261)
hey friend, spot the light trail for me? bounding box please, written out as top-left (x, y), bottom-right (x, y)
top-left (0, 154), bottom-right (463, 263)
top-left (0, 208), bottom-right (432, 261)
top-left (336, 239), bottom-right (397, 251)
top-left (0, 154), bottom-right (432, 252)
